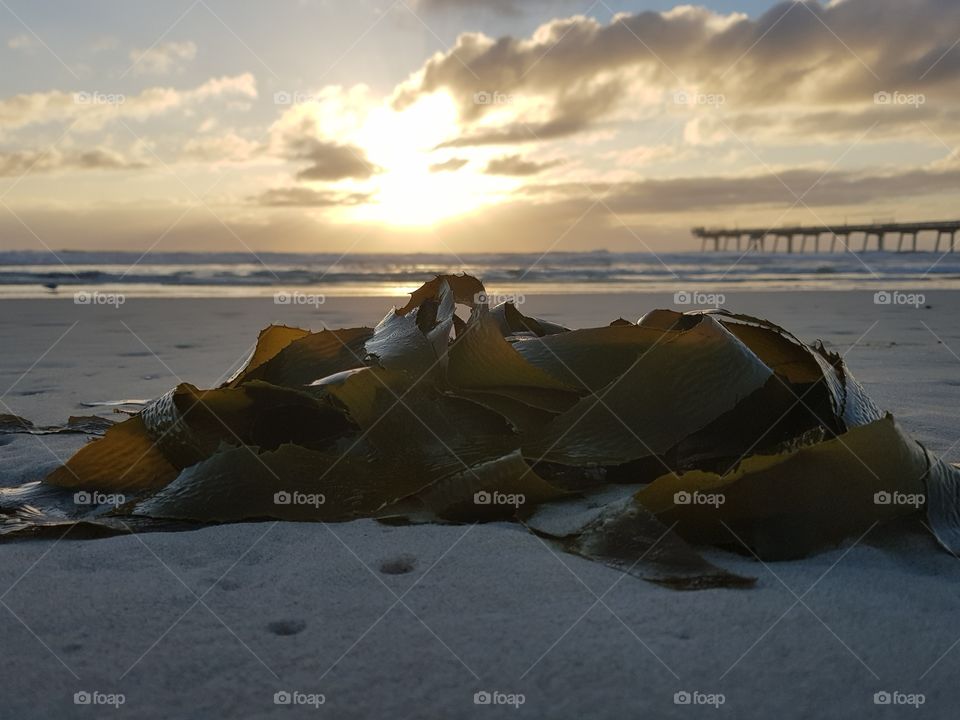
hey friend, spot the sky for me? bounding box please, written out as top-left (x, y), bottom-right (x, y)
top-left (1, 0), bottom-right (958, 254)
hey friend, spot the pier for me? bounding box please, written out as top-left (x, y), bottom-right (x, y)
top-left (693, 220), bottom-right (960, 253)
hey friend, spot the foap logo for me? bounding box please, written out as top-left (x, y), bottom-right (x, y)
top-left (674, 690), bottom-right (725, 708)
top-left (474, 291), bottom-right (526, 306)
top-left (273, 490), bottom-right (326, 508)
top-left (473, 90), bottom-right (514, 106)
top-left (673, 90), bottom-right (725, 107)
top-left (873, 690), bottom-right (925, 708)
top-left (73, 690), bottom-right (125, 708)
top-left (473, 690), bottom-right (525, 708)
top-left (873, 290), bottom-right (925, 308)
top-left (73, 91), bottom-right (126, 106)
top-left (674, 290), bottom-right (725, 307)
top-left (74, 290), bottom-right (125, 307)
top-left (674, 490), bottom-right (725, 508)
top-left (473, 490), bottom-right (525, 508)
top-left (873, 90), bottom-right (925, 108)
top-left (274, 291), bottom-right (325, 307)
top-left (273, 690), bottom-right (325, 708)
top-left (273, 90), bottom-right (320, 106)
top-left (874, 490), bottom-right (924, 509)
top-left (74, 490), bottom-right (126, 507)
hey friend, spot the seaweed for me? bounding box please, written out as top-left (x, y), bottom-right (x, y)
top-left (5, 273), bottom-right (960, 590)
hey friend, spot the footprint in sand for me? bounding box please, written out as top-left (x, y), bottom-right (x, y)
top-left (379, 554), bottom-right (417, 575)
top-left (268, 620), bottom-right (306, 636)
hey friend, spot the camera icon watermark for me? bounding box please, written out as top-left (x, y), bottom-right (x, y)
top-left (473, 490), bottom-right (525, 508)
top-left (73, 690), bottom-right (125, 708)
top-left (273, 90), bottom-right (320, 106)
top-left (673, 290), bottom-right (725, 307)
top-left (873, 290), bottom-right (925, 308)
top-left (274, 291), bottom-right (325, 308)
top-left (673, 690), bottom-right (725, 707)
top-left (873, 90), bottom-right (925, 108)
top-left (673, 490), bottom-right (725, 508)
top-left (473, 690), bottom-right (525, 708)
top-left (873, 490), bottom-right (924, 509)
top-left (74, 490), bottom-right (126, 507)
top-left (473, 90), bottom-right (514, 106)
top-left (673, 90), bottom-right (725, 107)
top-left (873, 690), bottom-right (924, 707)
top-left (73, 91), bottom-right (126, 106)
top-left (273, 690), bottom-right (325, 708)
top-left (474, 291), bottom-right (525, 306)
top-left (273, 490), bottom-right (326, 508)
top-left (74, 290), bottom-right (125, 308)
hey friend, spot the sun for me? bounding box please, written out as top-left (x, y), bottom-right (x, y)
top-left (344, 93), bottom-right (508, 227)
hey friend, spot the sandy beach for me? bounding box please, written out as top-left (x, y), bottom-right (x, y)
top-left (6, 0), bottom-right (960, 715)
top-left (1, 290), bottom-right (959, 719)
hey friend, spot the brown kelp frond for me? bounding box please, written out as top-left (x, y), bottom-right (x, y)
top-left (9, 273), bottom-right (959, 589)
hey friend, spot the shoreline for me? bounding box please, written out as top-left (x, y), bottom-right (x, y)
top-left (1, 281), bottom-right (959, 300)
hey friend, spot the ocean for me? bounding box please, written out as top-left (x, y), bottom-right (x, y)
top-left (1, 249), bottom-right (959, 298)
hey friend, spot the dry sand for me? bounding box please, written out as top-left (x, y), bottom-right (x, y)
top-left (1, 290), bottom-right (959, 719)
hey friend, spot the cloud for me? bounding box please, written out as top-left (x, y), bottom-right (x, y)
top-left (436, 81), bottom-right (623, 147)
top-left (254, 187), bottom-right (373, 207)
top-left (414, 0), bottom-right (579, 15)
top-left (393, 0), bottom-right (960, 146)
top-left (608, 144), bottom-right (678, 167)
top-left (0, 73), bottom-right (258, 132)
top-left (0, 147), bottom-right (146, 176)
top-left (129, 41), bottom-right (197, 76)
top-left (416, 0), bottom-right (520, 13)
top-left (429, 157), bottom-right (468, 172)
top-left (5, 161), bottom-right (960, 254)
top-left (267, 93), bottom-right (381, 181)
top-left (484, 153), bottom-right (562, 175)
top-left (687, 104), bottom-right (960, 147)
top-left (286, 137), bottom-right (379, 181)
top-left (89, 36), bottom-right (119, 53)
top-left (7, 34), bottom-right (39, 52)
top-left (181, 133), bottom-right (262, 163)
top-left (525, 164), bottom-right (960, 214)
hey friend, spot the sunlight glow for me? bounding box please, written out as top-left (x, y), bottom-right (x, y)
top-left (345, 93), bottom-right (510, 227)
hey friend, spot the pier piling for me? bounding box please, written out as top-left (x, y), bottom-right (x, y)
top-left (693, 220), bottom-right (960, 253)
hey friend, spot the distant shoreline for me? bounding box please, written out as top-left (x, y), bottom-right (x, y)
top-left (2, 249), bottom-right (959, 297)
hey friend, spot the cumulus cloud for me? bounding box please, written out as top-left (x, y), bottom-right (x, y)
top-left (0, 147), bottom-right (146, 176)
top-left (4, 0), bottom-right (959, 252)
top-left (435, 81), bottom-right (623, 147)
top-left (254, 187), bottom-right (373, 207)
top-left (688, 104), bottom-right (960, 146)
top-left (429, 157), bottom-right (469, 172)
top-left (266, 90), bottom-right (381, 182)
top-left (485, 154), bottom-right (562, 175)
top-left (0, 73), bottom-right (257, 132)
top-left (394, 0), bottom-right (960, 146)
top-left (285, 137), bottom-right (378, 181)
top-left (129, 41), bottom-right (197, 76)
top-left (525, 164), bottom-right (960, 214)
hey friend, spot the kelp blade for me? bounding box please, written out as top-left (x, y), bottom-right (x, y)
top-left (636, 416), bottom-right (929, 559)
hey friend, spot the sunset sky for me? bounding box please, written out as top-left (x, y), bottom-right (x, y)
top-left (1, 0), bottom-right (958, 254)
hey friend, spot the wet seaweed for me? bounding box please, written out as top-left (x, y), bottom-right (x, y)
top-left (5, 273), bottom-right (960, 589)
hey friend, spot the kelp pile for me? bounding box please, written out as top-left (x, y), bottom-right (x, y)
top-left (4, 274), bottom-right (960, 589)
